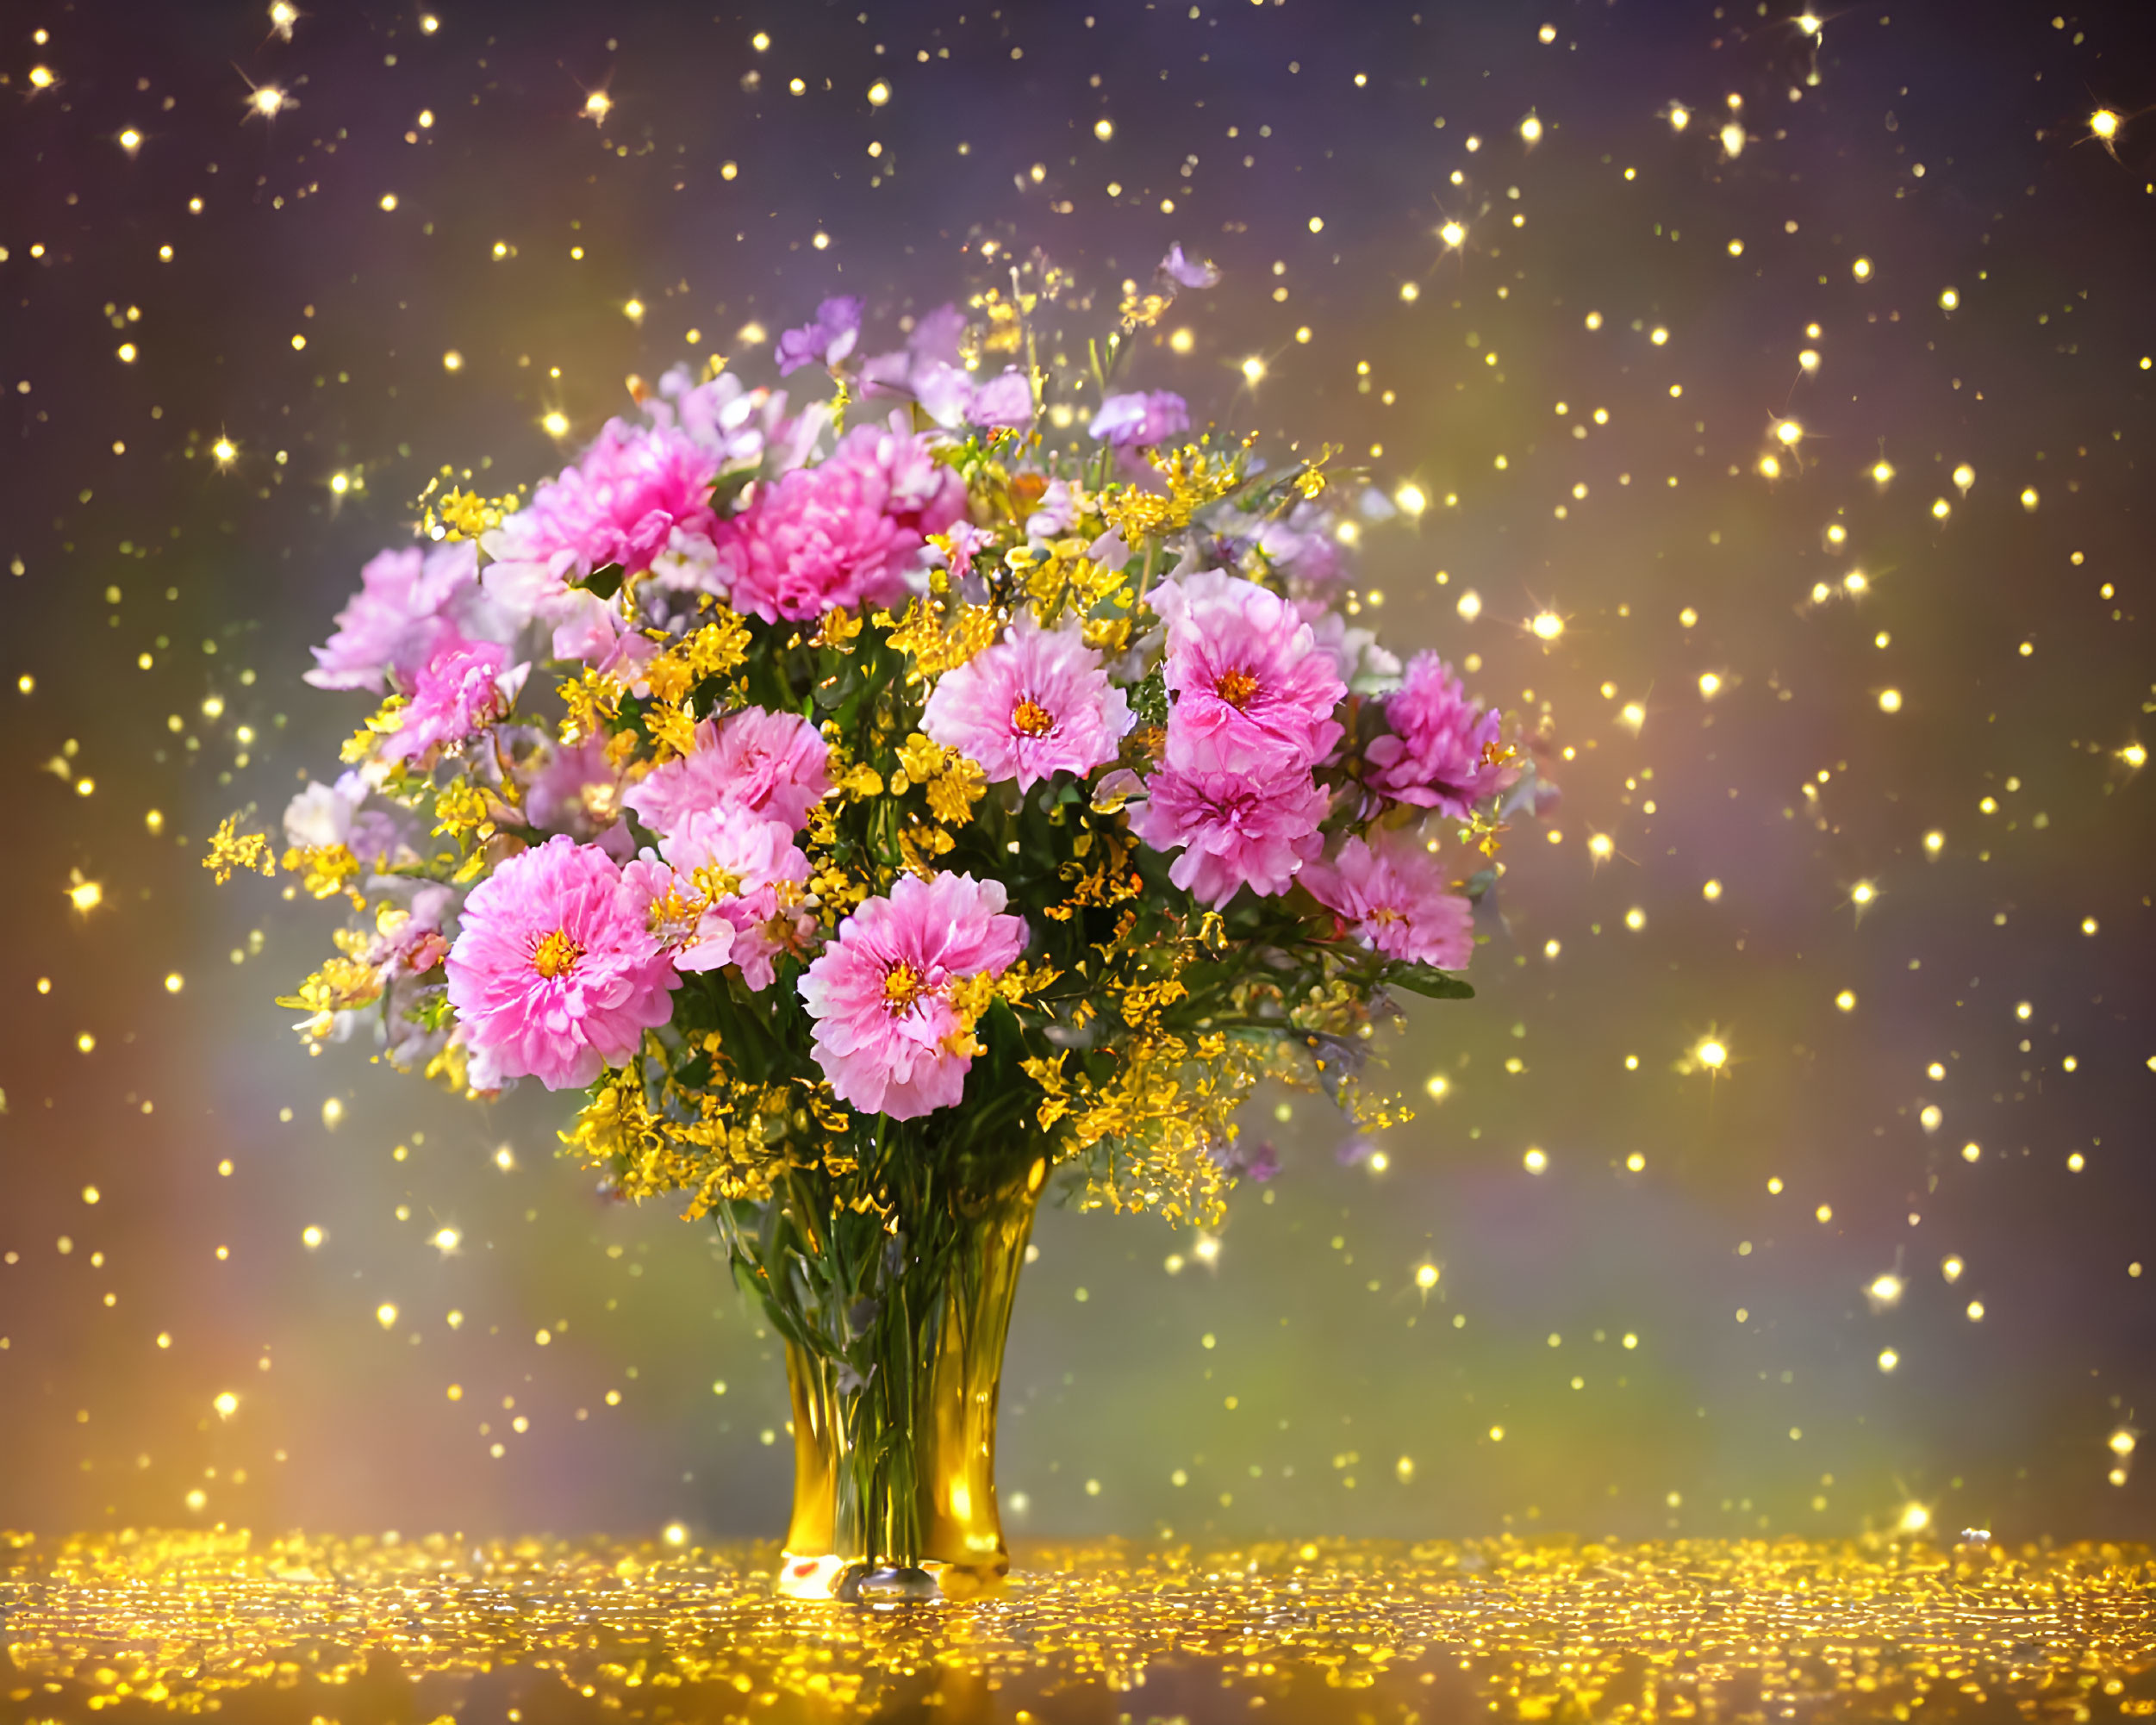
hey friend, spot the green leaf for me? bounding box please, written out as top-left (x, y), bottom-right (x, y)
top-left (570, 562), bottom-right (626, 601)
top-left (1380, 962), bottom-right (1475, 1001)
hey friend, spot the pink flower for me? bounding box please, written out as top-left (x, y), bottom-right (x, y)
top-left (383, 638), bottom-right (513, 764)
top-left (655, 807), bottom-right (813, 989)
top-left (709, 418), bottom-right (965, 623)
top-left (1301, 834), bottom-right (1474, 969)
top-left (799, 872), bottom-right (1026, 1119)
top-left (1364, 652), bottom-right (1517, 817)
top-left (482, 420), bottom-right (720, 659)
top-left (307, 540), bottom-right (507, 693)
top-left (1089, 390), bottom-right (1189, 447)
top-left (1126, 740), bottom-right (1330, 906)
top-left (621, 705), bottom-right (830, 837)
top-left (445, 835), bottom-right (679, 1091)
top-left (920, 616), bottom-right (1133, 792)
top-left (1152, 570), bottom-right (1346, 772)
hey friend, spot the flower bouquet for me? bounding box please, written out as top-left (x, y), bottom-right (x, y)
top-left (214, 248), bottom-right (1545, 1602)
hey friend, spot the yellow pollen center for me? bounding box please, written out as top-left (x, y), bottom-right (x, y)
top-left (693, 863), bottom-right (745, 902)
top-left (532, 928), bottom-right (583, 980)
top-left (1011, 696), bottom-right (1056, 738)
top-left (1215, 667), bottom-right (1261, 710)
top-left (883, 962), bottom-right (927, 1012)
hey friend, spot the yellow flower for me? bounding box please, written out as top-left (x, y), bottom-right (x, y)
top-left (280, 842), bottom-right (364, 905)
top-left (557, 667), bottom-right (625, 745)
top-left (424, 486), bottom-right (520, 541)
top-left (202, 815), bottom-right (276, 884)
top-left (922, 753), bottom-right (986, 825)
top-left (877, 593), bottom-right (999, 678)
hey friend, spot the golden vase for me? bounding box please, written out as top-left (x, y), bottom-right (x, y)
top-left (774, 1180), bottom-right (1037, 1603)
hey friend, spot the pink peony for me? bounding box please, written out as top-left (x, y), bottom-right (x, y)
top-left (708, 418), bottom-right (965, 622)
top-left (1126, 740), bottom-right (1330, 906)
top-left (482, 420), bottom-right (720, 659)
top-left (1300, 834), bottom-right (1474, 969)
top-left (919, 616), bottom-right (1133, 792)
top-left (382, 638), bottom-right (512, 763)
top-left (656, 806), bottom-right (814, 989)
top-left (1152, 570), bottom-right (1346, 773)
top-left (798, 872), bottom-right (1026, 1119)
top-left (445, 835), bottom-right (680, 1091)
top-left (621, 705), bottom-right (830, 837)
top-left (1089, 390), bottom-right (1190, 447)
top-left (306, 540), bottom-right (507, 693)
top-left (1364, 651), bottom-right (1517, 817)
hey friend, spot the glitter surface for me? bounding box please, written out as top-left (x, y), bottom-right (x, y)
top-left (6, 0), bottom-right (2156, 1556)
top-left (7, 1534), bottom-right (2156, 1722)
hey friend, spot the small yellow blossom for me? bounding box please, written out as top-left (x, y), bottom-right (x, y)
top-left (203, 816), bottom-right (277, 883)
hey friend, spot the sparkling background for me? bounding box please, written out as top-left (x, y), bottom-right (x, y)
top-left (3, 0), bottom-right (2153, 1549)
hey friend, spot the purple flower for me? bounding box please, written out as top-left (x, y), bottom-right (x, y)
top-left (642, 364), bottom-right (784, 470)
top-left (517, 735), bottom-right (624, 838)
top-left (1159, 244), bottom-right (1221, 290)
top-left (967, 367), bottom-right (1035, 428)
top-left (283, 771), bottom-right (408, 869)
top-left (1364, 652), bottom-right (1517, 817)
top-left (775, 296), bottom-right (864, 376)
top-left (1089, 390), bottom-right (1190, 447)
top-left (908, 302), bottom-right (967, 366)
top-left (1208, 1137), bottom-right (1281, 1182)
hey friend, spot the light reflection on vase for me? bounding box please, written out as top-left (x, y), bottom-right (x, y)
top-left (776, 1177), bottom-right (1037, 1603)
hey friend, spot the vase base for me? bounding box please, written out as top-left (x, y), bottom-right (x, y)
top-left (776, 1552), bottom-right (1008, 1604)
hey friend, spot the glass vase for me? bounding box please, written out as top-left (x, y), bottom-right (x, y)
top-left (772, 1176), bottom-right (1037, 1603)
